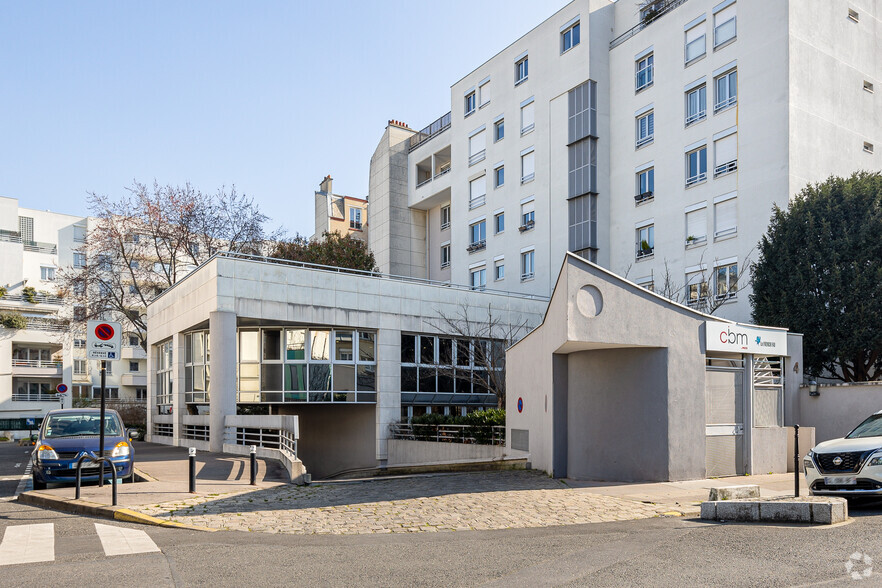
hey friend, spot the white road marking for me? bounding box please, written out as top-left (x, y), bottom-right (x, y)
top-left (14, 463), bottom-right (21, 468)
top-left (1, 462), bottom-right (32, 502)
top-left (0, 523), bottom-right (54, 566)
top-left (94, 523), bottom-right (160, 557)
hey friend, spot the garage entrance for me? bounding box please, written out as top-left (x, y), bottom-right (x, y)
top-left (705, 357), bottom-right (745, 477)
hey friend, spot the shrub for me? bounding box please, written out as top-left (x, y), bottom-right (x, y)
top-left (22, 286), bottom-right (37, 303)
top-left (0, 312), bottom-right (27, 330)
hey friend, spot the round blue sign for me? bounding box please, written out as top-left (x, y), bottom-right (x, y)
top-left (517, 397), bottom-right (523, 413)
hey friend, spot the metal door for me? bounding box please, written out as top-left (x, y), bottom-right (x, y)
top-left (705, 363), bottom-right (745, 477)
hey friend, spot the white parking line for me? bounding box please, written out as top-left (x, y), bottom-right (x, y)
top-left (94, 523), bottom-right (160, 557)
top-left (0, 523), bottom-right (54, 566)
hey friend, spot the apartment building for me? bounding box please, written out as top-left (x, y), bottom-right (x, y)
top-left (0, 197), bottom-right (147, 428)
top-left (312, 175), bottom-right (368, 242)
top-left (362, 0), bottom-right (880, 323)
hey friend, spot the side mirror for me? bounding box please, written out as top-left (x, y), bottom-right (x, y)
top-left (127, 428), bottom-right (142, 440)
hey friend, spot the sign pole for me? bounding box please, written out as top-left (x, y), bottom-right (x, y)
top-left (99, 360), bottom-right (106, 488)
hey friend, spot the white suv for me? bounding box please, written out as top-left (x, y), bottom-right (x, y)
top-left (805, 410), bottom-right (882, 496)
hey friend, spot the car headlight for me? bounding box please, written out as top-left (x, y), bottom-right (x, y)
top-left (36, 445), bottom-right (58, 461)
top-left (110, 441), bottom-right (130, 458)
top-left (869, 452), bottom-right (882, 467)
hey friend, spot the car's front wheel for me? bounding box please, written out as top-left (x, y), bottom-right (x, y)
top-left (32, 474), bottom-right (46, 490)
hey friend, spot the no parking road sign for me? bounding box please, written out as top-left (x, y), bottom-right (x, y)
top-left (87, 320), bottom-right (121, 360)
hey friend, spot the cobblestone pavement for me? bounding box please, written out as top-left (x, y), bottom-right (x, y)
top-left (135, 471), bottom-right (667, 535)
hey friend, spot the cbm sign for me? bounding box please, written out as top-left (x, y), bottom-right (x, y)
top-left (705, 321), bottom-right (788, 355)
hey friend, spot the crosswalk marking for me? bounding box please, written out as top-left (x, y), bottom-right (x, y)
top-left (0, 523), bottom-right (54, 566)
top-left (94, 523), bottom-right (160, 556)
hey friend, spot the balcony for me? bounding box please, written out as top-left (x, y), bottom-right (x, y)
top-left (636, 247), bottom-right (654, 259)
top-left (122, 373), bottom-right (147, 387)
top-left (467, 240), bottom-right (486, 253)
top-left (0, 232), bottom-right (59, 254)
top-left (122, 345), bottom-right (147, 360)
top-left (1, 293), bottom-right (64, 305)
top-left (518, 220), bottom-right (535, 233)
top-left (714, 160), bottom-right (737, 177)
top-left (411, 145), bottom-right (452, 210)
top-left (610, 0), bottom-right (689, 49)
top-left (24, 317), bottom-right (68, 332)
top-left (635, 191), bottom-right (654, 205)
top-left (408, 112), bottom-right (451, 152)
top-left (12, 358), bottom-right (62, 377)
top-left (12, 393), bottom-right (59, 402)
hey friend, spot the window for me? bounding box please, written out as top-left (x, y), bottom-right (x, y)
top-left (129, 335), bottom-right (140, 346)
top-left (864, 142), bottom-right (874, 154)
top-left (469, 176), bottom-right (486, 210)
top-left (494, 119), bottom-right (504, 142)
top-left (521, 150), bottom-right (535, 183)
top-left (73, 252), bottom-right (86, 268)
top-left (686, 272), bottom-right (709, 304)
top-left (568, 194), bottom-right (597, 260)
top-left (73, 225), bottom-right (86, 242)
top-left (714, 132), bottom-right (738, 176)
top-left (478, 80), bottom-right (490, 107)
top-left (468, 129), bottom-right (486, 165)
top-left (494, 259), bottom-right (505, 281)
top-left (714, 69), bottom-right (737, 112)
top-left (515, 56), bottom-right (528, 84)
top-left (440, 205), bottom-right (450, 230)
top-left (468, 221), bottom-right (486, 250)
top-left (92, 387), bottom-right (119, 400)
top-left (636, 224), bottom-right (654, 258)
top-left (865, 80), bottom-right (875, 93)
top-left (465, 91), bottom-right (476, 115)
top-left (714, 4), bottom-right (737, 47)
top-left (74, 359), bottom-right (87, 375)
top-left (40, 266), bottom-right (56, 281)
top-left (494, 165), bottom-right (505, 188)
top-left (636, 111), bottom-right (654, 147)
top-left (520, 201), bottom-right (535, 231)
top-left (153, 261), bottom-right (170, 274)
top-left (400, 333), bottom-right (502, 398)
top-left (561, 21), bottom-right (580, 53)
top-left (494, 212), bottom-right (505, 234)
top-left (848, 7), bottom-right (859, 21)
top-left (19, 216), bottom-right (33, 242)
top-left (638, 278), bottom-right (655, 292)
top-left (103, 362), bottom-right (113, 376)
top-left (686, 146), bottom-right (708, 186)
top-left (636, 167), bottom-right (654, 203)
top-left (129, 361), bottom-right (140, 372)
top-left (136, 388), bottom-right (147, 401)
top-left (521, 250), bottom-right (535, 281)
top-left (74, 338), bottom-right (86, 349)
top-left (568, 81), bottom-right (598, 197)
top-left (156, 340), bottom-right (173, 411)
top-left (73, 306), bottom-right (86, 322)
top-left (470, 267), bottom-right (487, 290)
top-left (521, 99), bottom-right (535, 134)
top-left (714, 194), bottom-right (737, 238)
top-left (99, 282), bottom-right (111, 297)
top-left (441, 244), bottom-right (450, 269)
top-left (97, 254), bottom-right (111, 271)
top-left (716, 262), bottom-right (738, 299)
top-left (686, 85), bottom-right (706, 126)
top-left (636, 53), bottom-right (654, 91)
top-left (685, 205), bottom-right (707, 245)
top-left (130, 260), bottom-right (139, 270)
top-left (685, 22), bottom-right (706, 63)
top-left (349, 207), bottom-right (362, 230)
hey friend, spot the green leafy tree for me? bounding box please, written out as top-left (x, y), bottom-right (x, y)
top-left (271, 231), bottom-right (378, 272)
top-left (751, 171), bottom-right (882, 381)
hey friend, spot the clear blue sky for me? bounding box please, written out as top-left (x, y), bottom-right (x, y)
top-left (0, 1), bottom-right (569, 236)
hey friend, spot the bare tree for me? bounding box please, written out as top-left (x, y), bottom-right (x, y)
top-left (58, 181), bottom-right (278, 346)
top-left (425, 302), bottom-right (532, 408)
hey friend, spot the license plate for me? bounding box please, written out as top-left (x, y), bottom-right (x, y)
top-left (825, 476), bottom-right (857, 486)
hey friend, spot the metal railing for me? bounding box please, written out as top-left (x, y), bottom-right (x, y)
top-left (153, 423), bottom-right (174, 437)
top-left (183, 424), bottom-right (210, 441)
top-left (389, 422), bottom-right (505, 446)
top-left (520, 272), bottom-right (535, 282)
top-left (24, 317), bottom-right (68, 332)
top-left (468, 150), bottom-right (486, 166)
top-left (12, 394), bottom-right (59, 402)
top-left (714, 96), bottom-right (737, 113)
top-left (635, 191), bottom-right (654, 204)
top-left (636, 134), bottom-right (654, 148)
top-left (714, 160), bottom-right (738, 177)
top-left (227, 426), bottom-right (281, 449)
top-left (434, 162), bottom-right (451, 178)
top-left (468, 195), bottom-right (486, 210)
top-left (408, 112), bottom-right (452, 152)
top-left (12, 359), bottom-right (62, 369)
top-left (2, 293), bottom-right (64, 305)
top-left (416, 177), bottom-right (432, 189)
top-left (610, 0), bottom-right (689, 49)
top-left (686, 172), bottom-right (707, 187)
top-left (636, 248), bottom-right (654, 259)
top-left (518, 220), bottom-right (535, 232)
top-left (685, 110), bottom-right (706, 126)
top-left (521, 172), bottom-right (535, 184)
top-left (467, 240), bottom-right (486, 253)
top-left (23, 241), bottom-right (58, 254)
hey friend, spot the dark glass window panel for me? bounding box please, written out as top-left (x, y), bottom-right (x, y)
top-left (308, 392), bottom-right (331, 402)
top-left (439, 338), bottom-right (453, 365)
top-left (358, 332), bottom-right (375, 362)
top-left (333, 392), bottom-right (356, 402)
top-left (420, 336), bottom-right (435, 364)
top-left (193, 366), bottom-right (205, 391)
top-left (333, 365), bottom-right (356, 391)
top-left (284, 391), bottom-right (307, 402)
top-left (400, 366), bottom-right (418, 392)
top-left (456, 340), bottom-right (470, 367)
top-left (438, 373), bottom-right (454, 393)
top-left (357, 365), bottom-right (376, 391)
top-left (185, 366), bottom-right (193, 392)
top-left (284, 364), bottom-right (307, 391)
top-left (454, 369), bottom-right (471, 394)
top-left (308, 364), bottom-right (331, 391)
top-left (401, 334), bottom-right (416, 363)
top-left (490, 341), bottom-right (505, 366)
top-left (335, 331), bottom-right (354, 361)
top-left (286, 329), bottom-right (306, 360)
top-left (261, 364), bottom-right (282, 391)
top-left (474, 370), bottom-right (489, 395)
top-left (419, 367), bottom-right (437, 393)
top-left (185, 334), bottom-right (193, 363)
top-left (261, 392), bottom-right (283, 403)
top-left (357, 392), bottom-right (377, 403)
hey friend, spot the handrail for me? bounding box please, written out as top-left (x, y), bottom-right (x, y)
top-left (12, 359), bottom-right (62, 368)
top-left (390, 422), bottom-right (505, 446)
top-left (408, 112), bottom-right (452, 152)
top-left (150, 251), bottom-right (551, 305)
top-left (75, 455), bottom-right (118, 505)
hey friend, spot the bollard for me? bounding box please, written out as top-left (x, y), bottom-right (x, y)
top-left (250, 445), bottom-right (257, 486)
top-left (794, 424), bottom-right (800, 497)
top-left (189, 447), bottom-right (197, 493)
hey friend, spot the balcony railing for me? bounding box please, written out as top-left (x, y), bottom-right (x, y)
top-left (0, 231), bottom-right (57, 254)
top-left (2, 293), bottom-right (64, 305)
top-left (469, 150), bottom-right (486, 166)
top-left (610, 0), bottom-right (689, 49)
top-left (520, 272), bottom-right (535, 282)
top-left (467, 240), bottom-right (486, 253)
top-left (686, 172), bottom-right (707, 187)
top-left (12, 394), bottom-right (59, 402)
top-left (636, 247), bottom-right (654, 259)
top-left (635, 191), bottom-right (654, 204)
top-left (518, 220), bottom-right (535, 233)
top-left (440, 260), bottom-right (450, 269)
top-left (12, 359), bottom-right (62, 368)
top-left (390, 422), bottom-right (505, 446)
top-left (636, 134), bottom-right (654, 148)
top-left (434, 162), bottom-right (451, 178)
top-left (685, 235), bottom-right (707, 246)
top-left (685, 109), bottom-right (706, 126)
top-left (408, 112), bottom-right (452, 152)
top-left (25, 317), bottom-right (69, 332)
top-left (714, 96), bottom-right (737, 113)
top-left (349, 221), bottom-right (363, 230)
top-left (416, 176), bottom-right (432, 189)
top-left (468, 195), bottom-right (486, 210)
top-left (714, 160), bottom-right (738, 177)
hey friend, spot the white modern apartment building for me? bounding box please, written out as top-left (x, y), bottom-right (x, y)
top-left (364, 0), bottom-right (880, 323)
top-left (0, 197), bottom-right (147, 429)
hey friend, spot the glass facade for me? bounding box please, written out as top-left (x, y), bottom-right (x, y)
top-left (155, 340), bottom-right (173, 414)
top-left (237, 327), bottom-right (376, 403)
top-left (184, 330), bottom-right (210, 403)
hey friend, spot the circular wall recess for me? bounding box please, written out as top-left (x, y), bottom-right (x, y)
top-left (576, 285), bottom-right (603, 318)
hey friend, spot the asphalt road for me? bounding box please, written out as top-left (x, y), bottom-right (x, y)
top-left (2, 440), bottom-right (882, 586)
top-left (0, 443), bottom-right (32, 500)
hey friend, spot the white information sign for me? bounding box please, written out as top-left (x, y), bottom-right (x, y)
top-left (86, 320), bottom-right (122, 360)
top-left (705, 321), bottom-right (788, 356)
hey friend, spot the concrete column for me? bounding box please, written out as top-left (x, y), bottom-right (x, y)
top-left (60, 336), bottom-right (73, 410)
top-left (171, 331), bottom-right (185, 444)
top-left (209, 311), bottom-right (237, 453)
top-left (744, 354), bottom-right (754, 475)
top-left (375, 328), bottom-right (401, 462)
top-left (146, 340), bottom-right (154, 442)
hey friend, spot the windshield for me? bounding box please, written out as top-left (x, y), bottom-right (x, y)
top-left (43, 413), bottom-right (122, 438)
top-left (846, 414), bottom-right (882, 439)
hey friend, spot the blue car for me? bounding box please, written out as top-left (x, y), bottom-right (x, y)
top-left (31, 408), bottom-right (136, 490)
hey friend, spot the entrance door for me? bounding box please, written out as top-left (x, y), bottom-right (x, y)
top-left (705, 361), bottom-right (745, 477)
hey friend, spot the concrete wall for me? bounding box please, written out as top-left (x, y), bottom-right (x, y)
top-left (796, 383), bottom-right (882, 444)
top-left (387, 439), bottom-right (505, 467)
top-left (751, 426), bottom-right (788, 476)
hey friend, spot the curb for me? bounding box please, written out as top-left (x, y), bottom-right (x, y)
top-left (17, 491), bottom-right (216, 532)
